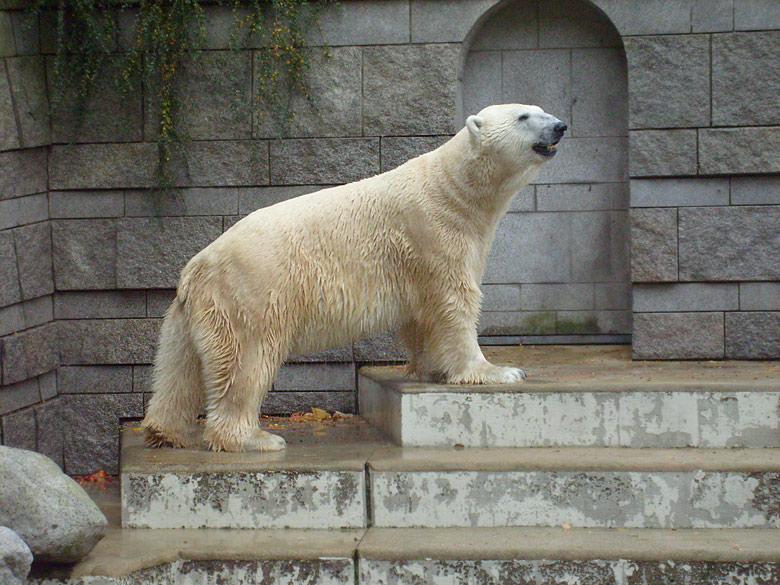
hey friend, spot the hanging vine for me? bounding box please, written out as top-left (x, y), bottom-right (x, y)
top-left (33, 0), bottom-right (333, 193)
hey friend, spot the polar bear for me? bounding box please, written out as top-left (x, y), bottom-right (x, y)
top-left (142, 104), bottom-right (567, 452)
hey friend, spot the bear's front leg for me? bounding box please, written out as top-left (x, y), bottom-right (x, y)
top-left (420, 285), bottom-right (527, 385)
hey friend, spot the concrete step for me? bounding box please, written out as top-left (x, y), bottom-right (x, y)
top-left (122, 421), bottom-right (780, 531)
top-left (368, 446), bottom-right (780, 529)
top-left (33, 483), bottom-right (780, 585)
top-left (359, 346), bottom-right (780, 448)
top-left (358, 526), bottom-right (780, 585)
top-left (120, 419), bottom-right (390, 529)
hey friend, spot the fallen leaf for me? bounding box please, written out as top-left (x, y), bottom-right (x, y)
top-left (453, 443), bottom-right (464, 450)
top-left (311, 407), bottom-right (330, 421)
top-left (562, 523), bottom-right (572, 530)
top-left (332, 411), bottom-right (354, 420)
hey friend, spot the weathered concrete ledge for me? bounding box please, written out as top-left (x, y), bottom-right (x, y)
top-left (121, 419), bottom-right (389, 529)
top-left (359, 346), bottom-right (780, 448)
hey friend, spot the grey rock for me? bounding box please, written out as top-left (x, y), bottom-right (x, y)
top-left (630, 208), bottom-right (678, 282)
top-left (691, 0), bottom-right (734, 32)
top-left (264, 391), bottom-right (354, 416)
top-left (35, 397), bottom-right (65, 467)
top-left (502, 49), bottom-right (571, 131)
top-left (54, 291), bottom-right (146, 320)
top-left (270, 138), bottom-right (379, 185)
top-left (713, 31), bottom-right (780, 126)
top-left (287, 345), bottom-right (354, 363)
top-left (539, 0), bottom-right (622, 48)
top-left (49, 143), bottom-right (157, 190)
top-left (125, 187), bottom-right (239, 217)
top-left (556, 310), bottom-right (632, 335)
top-left (0, 148), bottom-right (47, 200)
top-left (590, 0), bottom-right (691, 35)
top-left (482, 284), bottom-right (521, 312)
top-left (0, 193), bottom-right (48, 231)
top-left (21, 295), bottom-right (53, 329)
top-left (571, 47), bottom-right (628, 138)
top-left (0, 12), bottom-right (14, 56)
top-left (411, 0), bottom-right (496, 43)
top-left (699, 127), bottom-right (780, 175)
top-left (37, 371), bottom-right (56, 400)
top-left (633, 283), bottom-right (738, 312)
top-left (170, 140), bottom-right (269, 187)
top-left (133, 365), bottom-right (153, 393)
top-left (629, 130), bottom-right (697, 177)
top-left (145, 52), bottom-right (251, 141)
top-left (380, 136), bottom-right (451, 173)
top-left (0, 375), bottom-right (40, 417)
top-left (735, 0), bottom-right (780, 30)
top-left (0, 60), bottom-right (20, 151)
top-left (238, 186), bottom-right (320, 215)
top-left (1, 323), bottom-right (58, 385)
top-left (0, 526), bottom-right (32, 585)
top-left (630, 178), bottom-right (729, 207)
top-left (0, 231), bottom-right (21, 307)
top-left (478, 311), bottom-right (557, 336)
top-left (50, 56), bottom-right (142, 143)
top-left (146, 289), bottom-right (176, 318)
top-left (116, 217), bottom-right (222, 288)
top-left (58, 366), bottom-right (133, 394)
top-left (10, 12), bottom-right (39, 56)
top-left (363, 44), bottom-right (459, 135)
top-left (633, 312), bottom-right (725, 360)
top-left (462, 50), bottom-right (502, 122)
top-left (13, 223), bottom-right (53, 300)
top-left (0, 304), bottom-right (24, 337)
top-left (731, 176), bottom-right (780, 205)
top-left (309, 0), bottom-right (409, 46)
top-left (52, 219), bottom-right (117, 290)
top-left (0, 408), bottom-right (36, 450)
top-left (254, 47), bottom-right (362, 139)
top-left (726, 312), bottom-right (780, 359)
top-left (679, 206), bottom-right (780, 280)
top-left (49, 190), bottom-right (125, 219)
top-left (521, 283), bottom-right (594, 311)
top-left (625, 35), bottom-right (710, 129)
top-left (275, 363), bottom-right (355, 392)
top-left (354, 330), bottom-right (407, 362)
top-left (533, 137), bottom-right (628, 184)
top-left (58, 318), bottom-right (160, 365)
top-left (595, 283), bottom-right (631, 310)
top-left (507, 185), bottom-right (535, 212)
top-left (740, 282), bottom-right (780, 311)
top-left (6, 56), bottom-right (50, 148)
top-left (62, 393), bottom-right (143, 474)
top-left (537, 183), bottom-right (628, 211)
top-left (0, 445), bottom-right (107, 562)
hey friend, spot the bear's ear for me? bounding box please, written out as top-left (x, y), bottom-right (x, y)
top-left (466, 115), bottom-right (484, 141)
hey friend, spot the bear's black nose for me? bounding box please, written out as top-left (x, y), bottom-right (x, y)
top-left (554, 122), bottom-right (568, 134)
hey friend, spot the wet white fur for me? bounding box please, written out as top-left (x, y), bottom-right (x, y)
top-left (142, 104), bottom-right (561, 452)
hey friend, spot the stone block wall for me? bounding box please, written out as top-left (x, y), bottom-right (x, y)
top-left (1, 0), bottom-right (779, 474)
top-left (0, 9), bottom-right (62, 464)
top-left (622, 1), bottom-right (780, 360)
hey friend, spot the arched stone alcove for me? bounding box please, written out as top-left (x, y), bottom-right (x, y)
top-left (461, 0), bottom-right (630, 342)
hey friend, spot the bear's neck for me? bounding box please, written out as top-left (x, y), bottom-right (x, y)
top-left (428, 130), bottom-right (540, 233)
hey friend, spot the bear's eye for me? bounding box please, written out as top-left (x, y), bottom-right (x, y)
top-left (518, 114), bottom-right (529, 122)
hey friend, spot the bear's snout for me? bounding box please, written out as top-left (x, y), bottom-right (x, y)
top-left (553, 122), bottom-right (567, 139)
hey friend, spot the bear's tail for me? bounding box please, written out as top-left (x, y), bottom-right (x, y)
top-left (141, 295), bottom-right (203, 448)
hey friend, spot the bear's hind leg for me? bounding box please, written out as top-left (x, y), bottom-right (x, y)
top-left (194, 311), bottom-right (286, 452)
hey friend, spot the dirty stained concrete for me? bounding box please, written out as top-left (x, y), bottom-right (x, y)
top-left (360, 345), bottom-right (780, 448)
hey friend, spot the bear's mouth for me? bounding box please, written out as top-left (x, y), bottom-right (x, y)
top-left (532, 140), bottom-right (559, 158)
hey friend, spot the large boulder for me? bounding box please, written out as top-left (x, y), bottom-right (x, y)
top-left (0, 526), bottom-right (33, 585)
top-left (0, 446), bottom-right (108, 563)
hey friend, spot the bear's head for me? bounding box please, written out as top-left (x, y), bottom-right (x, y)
top-left (466, 104), bottom-right (567, 172)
